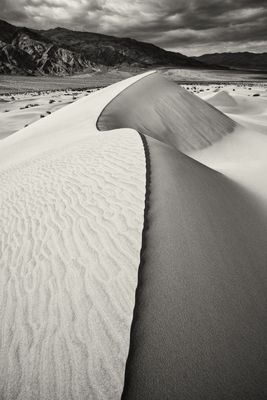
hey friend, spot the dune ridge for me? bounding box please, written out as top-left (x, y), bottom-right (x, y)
top-left (0, 71), bottom-right (154, 169)
top-left (97, 73), bottom-right (236, 152)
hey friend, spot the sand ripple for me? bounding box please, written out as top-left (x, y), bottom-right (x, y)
top-left (0, 131), bottom-right (145, 400)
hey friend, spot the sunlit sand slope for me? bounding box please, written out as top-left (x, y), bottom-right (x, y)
top-left (0, 71), bottom-right (153, 169)
top-left (97, 73), bottom-right (236, 152)
top-left (0, 72), bottom-right (150, 399)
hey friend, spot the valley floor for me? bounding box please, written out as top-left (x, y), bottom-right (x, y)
top-left (0, 70), bottom-right (140, 94)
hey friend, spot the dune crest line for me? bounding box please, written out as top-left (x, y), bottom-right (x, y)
top-left (120, 132), bottom-right (152, 399)
top-left (97, 73), bottom-right (236, 153)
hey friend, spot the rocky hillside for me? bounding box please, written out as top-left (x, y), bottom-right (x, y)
top-left (195, 52), bottom-right (267, 72)
top-left (0, 40), bottom-right (36, 74)
top-left (0, 20), bottom-right (95, 75)
top-left (39, 27), bottom-right (204, 69)
top-left (0, 19), bottom-right (205, 76)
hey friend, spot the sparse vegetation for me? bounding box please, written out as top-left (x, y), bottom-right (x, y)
top-left (20, 104), bottom-right (39, 110)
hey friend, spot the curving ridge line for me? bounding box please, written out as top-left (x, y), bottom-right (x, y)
top-left (97, 73), bottom-right (236, 153)
top-left (97, 80), bottom-right (267, 398)
top-left (95, 72), bottom-right (156, 133)
top-left (0, 70), bottom-right (156, 169)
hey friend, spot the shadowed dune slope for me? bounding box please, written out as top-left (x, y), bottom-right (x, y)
top-left (122, 136), bottom-right (267, 400)
top-left (97, 73), bottom-right (236, 152)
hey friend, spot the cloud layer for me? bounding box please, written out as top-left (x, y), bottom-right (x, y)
top-left (1, 0), bottom-right (266, 55)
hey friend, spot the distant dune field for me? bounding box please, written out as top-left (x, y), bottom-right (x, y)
top-left (0, 70), bottom-right (138, 94)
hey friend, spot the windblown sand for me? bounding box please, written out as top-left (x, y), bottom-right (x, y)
top-left (0, 131), bottom-right (145, 400)
top-left (0, 73), bottom-right (150, 399)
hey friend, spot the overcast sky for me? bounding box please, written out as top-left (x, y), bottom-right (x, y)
top-left (1, 0), bottom-right (266, 55)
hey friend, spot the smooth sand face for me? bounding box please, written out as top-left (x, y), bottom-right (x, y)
top-left (0, 73), bottom-right (151, 399)
top-left (122, 136), bottom-right (267, 400)
top-left (191, 88), bottom-right (267, 203)
top-left (97, 73), bottom-right (236, 152)
top-left (207, 90), bottom-right (238, 107)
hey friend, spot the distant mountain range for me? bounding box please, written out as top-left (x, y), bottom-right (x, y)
top-left (0, 19), bottom-right (204, 75)
top-left (0, 20), bottom-right (266, 76)
top-left (195, 52), bottom-right (267, 72)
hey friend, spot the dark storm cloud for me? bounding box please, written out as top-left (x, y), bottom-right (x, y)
top-left (0, 0), bottom-right (266, 55)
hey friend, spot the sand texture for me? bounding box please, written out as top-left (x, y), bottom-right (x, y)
top-left (0, 73), bottom-right (150, 399)
top-left (0, 131), bottom-right (145, 400)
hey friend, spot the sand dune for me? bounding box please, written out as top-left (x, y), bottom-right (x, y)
top-left (0, 71), bottom-right (153, 169)
top-left (206, 90), bottom-right (267, 117)
top-left (207, 90), bottom-right (237, 107)
top-left (122, 135), bottom-right (267, 400)
top-left (97, 73), bottom-right (236, 152)
top-left (191, 88), bottom-right (267, 203)
top-left (0, 73), bottom-right (151, 399)
top-left (1, 70), bottom-right (267, 399)
top-left (97, 72), bottom-right (267, 399)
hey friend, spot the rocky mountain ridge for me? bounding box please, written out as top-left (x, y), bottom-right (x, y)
top-left (0, 19), bottom-right (204, 75)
